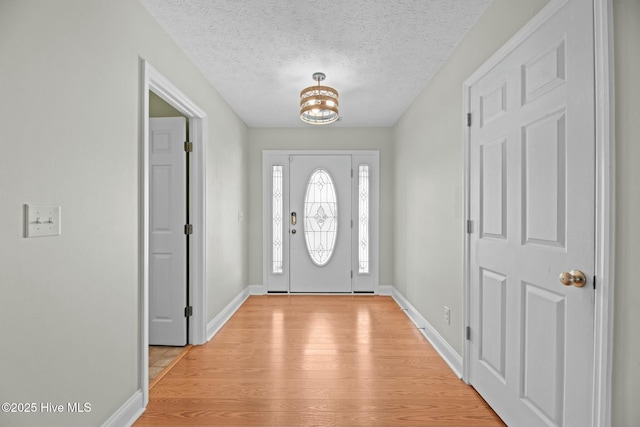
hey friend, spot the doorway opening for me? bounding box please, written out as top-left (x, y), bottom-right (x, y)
top-left (147, 93), bottom-right (189, 384)
top-left (140, 60), bottom-right (207, 406)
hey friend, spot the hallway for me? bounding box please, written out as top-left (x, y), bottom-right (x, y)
top-left (135, 296), bottom-right (503, 426)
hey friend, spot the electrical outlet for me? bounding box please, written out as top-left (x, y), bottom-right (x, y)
top-left (444, 306), bottom-right (450, 325)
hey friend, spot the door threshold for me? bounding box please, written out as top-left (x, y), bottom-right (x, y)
top-left (273, 292), bottom-right (375, 295)
top-left (148, 345), bottom-right (192, 390)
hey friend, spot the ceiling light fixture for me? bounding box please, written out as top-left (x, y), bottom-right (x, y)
top-left (299, 72), bottom-right (339, 125)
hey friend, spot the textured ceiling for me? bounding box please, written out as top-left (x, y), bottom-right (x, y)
top-left (140, 0), bottom-right (492, 128)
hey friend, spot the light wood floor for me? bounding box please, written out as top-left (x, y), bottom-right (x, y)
top-left (135, 295), bottom-right (504, 426)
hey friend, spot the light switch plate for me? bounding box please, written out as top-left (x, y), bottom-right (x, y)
top-left (24, 204), bottom-right (61, 237)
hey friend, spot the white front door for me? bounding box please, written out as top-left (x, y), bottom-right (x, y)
top-left (468, 1), bottom-right (595, 426)
top-left (149, 117), bottom-right (187, 346)
top-left (289, 155), bottom-right (352, 292)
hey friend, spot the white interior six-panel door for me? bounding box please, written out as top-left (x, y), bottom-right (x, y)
top-left (467, 0), bottom-right (595, 426)
top-left (149, 117), bottom-right (188, 346)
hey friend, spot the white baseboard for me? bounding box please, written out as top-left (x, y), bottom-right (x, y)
top-left (206, 286), bottom-right (251, 341)
top-left (101, 389), bottom-right (144, 427)
top-left (386, 286), bottom-right (463, 378)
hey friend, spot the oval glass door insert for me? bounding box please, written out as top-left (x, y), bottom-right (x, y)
top-left (304, 168), bottom-right (338, 266)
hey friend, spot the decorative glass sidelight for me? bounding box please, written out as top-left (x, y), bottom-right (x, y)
top-left (304, 169), bottom-right (338, 266)
top-left (358, 165), bottom-right (370, 273)
top-left (272, 165), bottom-right (283, 273)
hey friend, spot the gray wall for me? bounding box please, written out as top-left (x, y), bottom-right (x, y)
top-left (393, 0), bottom-right (550, 357)
top-left (0, 1), bottom-right (248, 426)
top-left (393, 0), bottom-right (639, 424)
top-left (247, 128), bottom-right (394, 287)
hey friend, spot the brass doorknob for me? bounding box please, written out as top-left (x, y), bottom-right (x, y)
top-left (559, 270), bottom-right (587, 287)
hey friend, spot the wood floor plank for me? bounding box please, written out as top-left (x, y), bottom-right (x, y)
top-left (135, 296), bottom-right (504, 426)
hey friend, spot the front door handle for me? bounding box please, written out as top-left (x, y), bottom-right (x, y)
top-left (291, 212), bottom-right (297, 225)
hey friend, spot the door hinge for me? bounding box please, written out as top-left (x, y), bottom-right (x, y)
top-left (466, 326), bottom-right (471, 341)
top-left (351, 270), bottom-right (353, 279)
top-left (184, 224), bottom-right (193, 235)
top-left (593, 275), bottom-right (596, 290)
top-left (351, 219), bottom-right (353, 228)
top-left (185, 306), bottom-right (193, 317)
top-left (466, 219), bottom-right (473, 234)
top-left (351, 168), bottom-right (354, 178)
top-left (184, 141), bottom-right (193, 152)
top-left (467, 113), bottom-right (472, 127)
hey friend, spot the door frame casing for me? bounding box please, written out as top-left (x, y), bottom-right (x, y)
top-left (140, 60), bottom-right (208, 406)
top-left (461, 1), bottom-right (614, 426)
top-left (261, 150), bottom-right (380, 294)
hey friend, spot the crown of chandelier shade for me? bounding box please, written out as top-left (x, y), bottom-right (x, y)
top-left (299, 72), bottom-right (339, 125)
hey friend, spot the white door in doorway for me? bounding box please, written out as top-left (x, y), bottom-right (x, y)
top-left (289, 155), bottom-right (352, 292)
top-left (149, 117), bottom-right (187, 346)
top-left (467, 1), bottom-right (595, 426)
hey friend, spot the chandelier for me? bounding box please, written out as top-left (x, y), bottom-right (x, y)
top-left (299, 72), bottom-right (339, 125)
